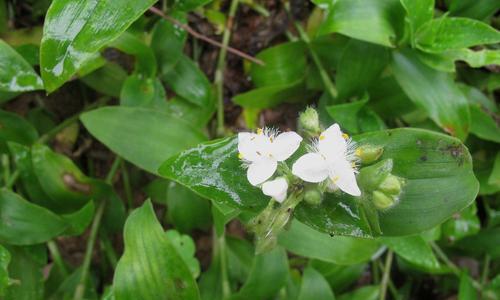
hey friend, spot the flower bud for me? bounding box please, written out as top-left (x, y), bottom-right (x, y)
top-left (304, 187), bottom-right (322, 206)
top-left (378, 174), bottom-right (402, 195)
top-left (298, 107), bottom-right (321, 137)
top-left (355, 144), bottom-right (384, 164)
top-left (357, 159), bottom-right (393, 191)
top-left (372, 191), bottom-right (397, 210)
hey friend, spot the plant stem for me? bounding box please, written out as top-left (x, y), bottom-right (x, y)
top-left (100, 234), bottom-right (118, 268)
top-left (47, 240), bottom-right (69, 277)
top-left (481, 255), bottom-right (490, 285)
top-left (379, 250), bottom-right (393, 300)
top-left (377, 259), bottom-right (399, 300)
top-left (2, 154), bottom-right (10, 185)
top-left (215, 0), bottom-right (239, 137)
top-left (285, 3), bottom-right (338, 99)
top-left (73, 157), bottom-right (121, 300)
top-left (218, 233), bottom-right (231, 299)
top-left (4, 169), bottom-right (19, 189)
top-left (120, 160), bottom-right (133, 211)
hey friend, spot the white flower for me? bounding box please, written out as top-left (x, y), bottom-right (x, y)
top-left (238, 128), bottom-right (302, 186)
top-left (262, 177), bottom-right (288, 203)
top-left (292, 124), bottom-right (361, 196)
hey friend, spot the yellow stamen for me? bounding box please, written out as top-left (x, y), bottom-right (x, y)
top-left (351, 162), bottom-right (356, 168)
top-left (342, 133), bottom-right (349, 139)
top-left (238, 153), bottom-right (243, 159)
top-left (257, 128), bottom-right (263, 135)
top-left (319, 135), bottom-right (325, 140)
top-left (270, 137), bottom-right (274, 142)
top-left (331, 176), bottom-right (340, 183)
top-left (355, 148), bottom-right (362, 156)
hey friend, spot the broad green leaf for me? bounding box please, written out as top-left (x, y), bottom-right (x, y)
top-left (40, 0), bottom-right (156, 92)
top-left (311, 261), bottom-right (366, 294)
top-left (46, 267), bottom-right (98, 300)
top-left (165, 230), bottom-right (201, 278)
top-left (449, 0), bottom-right (500, 20)
top-left (4, 245), bottom-right (45, 300)
top-left (250, 41), bottom-right (307, 87)
top-left (298, 267), bottom-right (335, 300)
top-left (416, 17), bottom-right (500, 52)
top-left (458, 272), bottom-right (477, 300)
top-left (80, 106), bottom-right (206, 174)
top-left (338, 285), bottom-right (379, 300)
top-left (0, 244), bottom-right (10, 296)
top-left (0, 189), bottom-right (67, 245)
top-left (392, 49), bottom-right (470, 140)
top-left (165, 96), bottom-right (215, 128)
top-left (0, 39), bottom-right (43, 92)
top-left (120, 75), bottom-right (168, 110)
top-left (80, 62), bottom-right (127, 98)
top-left (368, 76), bottom-right (416, 119)
top-left (31, 144), bottom-right (93, 213)
top-left (226, 237), bottom-right (254, 283)
top-left (233, 80), bottom-right (311, 109)
top-left (326, 98), bottom-right (368, 134)
top-left (469, 104), bottom-right (500, 143)
top-left (60, 200), bottom-right (95, 236)
top-left (151, 15), bottom-right (187, 75)
top-left (160, 128), bottom-right (478, 237)
top-left (336, 40), bottom-right (389, 100)
top-left (279, 220), bottom-right (379, 265)
top-left (172, 0), bottom-right (212, 11)
top-left (113, 200), bottom-right (200, 300)
top-left (400, 0), bottom-right (434, 41)
top-left (166, 182), bottom-right (212, 233)
top-left (110, 31), bottom-right (156, 77)
top-left (0, 110), bottom-right (38, 148)
top-left (382, 235), bottom-right (440, 271)
top-left (230, 247), bottom-right (288, 300)
top-left (417, 48), bottom-right (500, 72)
top-left (441, 203), bottom-right (480, 243)
top-left (161, 54), bottom-right (213, 107)
top-left (488, 152), bottom-right (500, 187)
top-left (455, 228), bottom-right (500, 259)
top-left (318, 0), bottom-right (405, 47)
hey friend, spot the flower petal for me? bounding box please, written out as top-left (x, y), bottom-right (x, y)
top-left (238, 133), bottom-right (271, 162)
top-left (262, 177), bottom-right (288, 203)
top-left (271, 131), bottom-right (303, 161)
top-left (329, 159), bottom-right (361, 196)
top-left (247, 159), bottom-right (278, 186)
top-left (292, 153), bottom-right (329, 183)
top-left (318, 123), bottom-right (347, 161)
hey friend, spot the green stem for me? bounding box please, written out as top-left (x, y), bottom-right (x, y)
top-left (73, 157), bottom-right (121, 300)
top-left (218, 232), bottom-right (231, 299)
top-left (38, 96), bottom-right (111, 144)
top-left (377, 259), bottom-right (399, 300)
top-left (285, 3), bottom-right (338, 99)
top-left (4, 169), bottom-right (19, 189)
top-left (215, 0), bottom-right (239, 137)
top-left (100, 234), bottom-right (118, 268)
top-left (47, 240), bottom-right (69, 277)
top-left (120, 160), bottom-right (133, 211)
top-left (481, 255), bottom-right (490, 285)
top-left (379, 250), bottom-right (393, 300)
top-left (2, 154), bottom-right (10, 185)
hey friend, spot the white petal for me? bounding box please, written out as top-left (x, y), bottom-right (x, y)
top-left (329, 159), bottom-right (361, 196)
top-left (238, 133), bottom-right (271, 162)
top-left (318, 123), bottom-right (347, 161)
top-left (247, 159), bottom-right (278, 186)
top-left (292, 153), bottom-right (329, 183)
top-left (262, 177), bottom-right (288, 203)
top-left (270, 131), bottom-right (303, 161)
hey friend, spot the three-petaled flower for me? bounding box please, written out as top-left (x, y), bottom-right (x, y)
top-left (262, 177), bottom-right (288, 203)
top-left (238, 128), bottom-right (302, 186)
top-left (292, 124), bottom-right (361, 196)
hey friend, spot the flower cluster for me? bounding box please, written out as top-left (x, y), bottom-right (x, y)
top-left (238, 123), bottom-right (361, 203)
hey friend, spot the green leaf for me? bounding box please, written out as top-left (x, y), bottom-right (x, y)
top-left (400, 0), bottom-right (434, 41)
top-left (458, 272), bottom-right (477, 300)
top-left (311, 261), bottom-right (366, 294)
top-left (0, 110), bottom-right (38, 148)
top-left (455, 228), bottom-right (500, 259)
top-left (488, 152), bottom-right (500, 187)
top-left (160, 128), bottom-right (478, 237)
top-left (80, 62), bottom-right (127, 98)
top-left (164, 96), bottom-right (215, 128)
top-left (120, 75), bottom-right (168, 110)
top-left (336, 40), bottom-right (389, 100)
top-left (110, 31), bottom-right (156, 77)
top-left (469, 103), bottom-right (500, 143)
top-left (113, 200), bottom-right (200, 300)
top-left (449, 0), bottom-right (500, 20)
top-left (0, 39), bottom-right (43, 92)
top-left (326, 98), bottom-right (369, 134)
top-left (250, 41), bottom-right (307, 87)
top-left (0, 244), bottom-right (10, 296)
top-left (279, 220), bottom-right (379, 265)
top-left (416, 17), bottom-right (500, 52)
top-left (392, 49), bottom-right (470, 140)
top-left (172, 0), bottom-right (212, 11)
top-left (318, 0), bottom-right (405, 47)
top-left (298, 267), bottom-right (335, 300)
top-left (166, 182), bottom-right (212, 233)
top-left (4, 245), bottom-right (45, 300)
top-left (338, 285), bottom-right (379, 300)
top-left (417, 48), bottom-right (500, 72)
top-left (60, 200), bottom-right (95, 236)
top-left (31, 144), bottom-right (93, 214)
top-left (151, 15), bottom-right (187, 75)
top-left (0, 189), bottom-right (67, 245)
top-left (381, 235), bottom-right (440, 271)
top-left (233, 80), bottom-right (311, 109)
top-left (40, 0), bottom-right (156, 92)
top-left (165, 230), bottom-right (201, 278)
top-left (230, 247), bottom-right (288, 300)
top-left (160, 54), bottom-right (213, 107)
top-left (80, 106), bottom-right (206, 174)
top-left (441, 203), bottom-right (480, 243)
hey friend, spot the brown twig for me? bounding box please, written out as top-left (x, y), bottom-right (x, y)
top-left (149, 6), bottom-right (264, 65)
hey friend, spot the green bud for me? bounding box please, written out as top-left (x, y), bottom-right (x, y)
top-left (298, 107), bottom-right (321, 136)
top-left (372, 191), bottom-right (397, 210)
top-left (304, 187), bottom-right (322, 206)
top-left (355, 144), bottom-right (384, 164)
top-left (379, 174), bottom-right (402, 195)
top-left (357, 159), bottom-right (393, 191)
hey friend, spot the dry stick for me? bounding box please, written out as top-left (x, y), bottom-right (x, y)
top-left (148, 7), bottom-right (264, 66)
